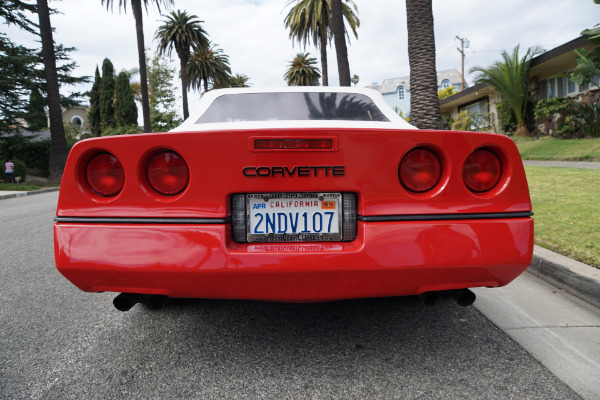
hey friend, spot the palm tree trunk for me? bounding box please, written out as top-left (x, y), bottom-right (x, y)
top-left (132, 0), bottom-right (152, 133)
top-left (320, 32), bottom-right (328, 86)
top-left (178, 51), bottom-right (190, 120)
top-left (203, 77), bottom-right (208, 94)
top-left (330, 0), bottom-right (350, 86)
top-left (516, 122), bottom-right (529, 136)
top-left (37, 0), bottom-right (68, 183)
top-left (406, 0), bottom-right (444, 130)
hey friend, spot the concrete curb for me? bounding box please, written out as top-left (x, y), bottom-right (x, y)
top-left (0, 187), bottom-right (60, 200)
top-left (529, 245), bottom-right (600, 309)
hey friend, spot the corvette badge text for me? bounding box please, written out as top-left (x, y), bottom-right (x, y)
top-left (243, 166), bottom-right (345, 177)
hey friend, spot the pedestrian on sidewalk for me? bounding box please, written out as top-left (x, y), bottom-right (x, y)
top-left (5, 159), bottom-right (15, 183)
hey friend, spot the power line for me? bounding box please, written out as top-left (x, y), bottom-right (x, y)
top-left (466, 44), bottom-right (562, 54)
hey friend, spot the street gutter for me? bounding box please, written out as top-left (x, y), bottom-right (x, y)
top-left (0, 187), bottom-right (60, 200)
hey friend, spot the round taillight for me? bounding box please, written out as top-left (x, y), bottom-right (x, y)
top-left (86, 153), bottom-right (125, 197)
top-left (399, 148), bottom-right (442, 193)
top-left (463, 149), bottom-right (502, 192)
top-left (147, 151), bottom-right (189, 196)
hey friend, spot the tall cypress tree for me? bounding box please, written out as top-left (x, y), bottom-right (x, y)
top-left (99, 58), bottom-right (115, 129)
top-left (25, 87), bottom-right (48, 131)
top-left (114, 71), bottom-right (138, 127)
top-left (88, 66), bottom-right (102, 136)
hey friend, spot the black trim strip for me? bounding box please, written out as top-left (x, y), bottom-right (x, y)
top-left (55, 211), bottom-right (532, 225)
top-left (54, 216), bottom-right (230, 224)
top-left (358, 211), bottom-right (533, 222)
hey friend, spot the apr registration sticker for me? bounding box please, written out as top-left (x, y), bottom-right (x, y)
top-left (246, 193), bottom-right (343, 243)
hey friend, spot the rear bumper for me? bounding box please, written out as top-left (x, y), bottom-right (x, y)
top-left (54, 218), bottom-right (533, 302)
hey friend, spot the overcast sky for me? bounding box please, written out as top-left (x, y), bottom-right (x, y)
top-left (3, 0), bottom-right (599, 114)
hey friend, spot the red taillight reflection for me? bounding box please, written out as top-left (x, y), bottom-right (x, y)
top-left (147, 151), bottom-right (189, 196)
top-left (399, 148), bottom-right (442, 193)
top-left (463, 149), bottom-right (502, 192)
top-left (86, 153), bottom-right (125, 197)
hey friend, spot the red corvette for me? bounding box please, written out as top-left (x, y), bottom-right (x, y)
top-left (54, 87), bottom-right (533, 311)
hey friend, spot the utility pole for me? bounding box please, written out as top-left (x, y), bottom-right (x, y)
top-left (455, 36), bottom-right (469, 91)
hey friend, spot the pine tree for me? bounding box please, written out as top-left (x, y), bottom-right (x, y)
top-left (99, 58), bottom-right (115, 129)
top-left (88, 66), bottom-right (102, 136)
top-left (114, 71), bottom-right (138, 127)
top-left (25, 87), bottom-right (48, 131)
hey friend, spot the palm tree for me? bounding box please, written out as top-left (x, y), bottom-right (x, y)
top-left (405, 0), bottom-right (444, 129)
top-left (101, 0), bottom-right (173, 133)
top-left (228, 73), bottom-right (252, 88)
top-left (187, 43), bottom-right (231, 93)
top-left (471, 45), bottom-right (538, 136)
top-left (284, 0), bottom-right (359, 87)
top-left (284, 52), bottom-right (321, 86)
top-left (155, 10), bottom-right (209, 120)
top-left (36, 0), bottom-right (68, 182)
top-left (330, 0), bottom-right (351, 86)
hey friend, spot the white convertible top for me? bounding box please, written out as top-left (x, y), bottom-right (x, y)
top-left (171, 86), bottom-right (415, 132)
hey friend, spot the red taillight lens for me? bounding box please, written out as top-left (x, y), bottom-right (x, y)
top-left (86, 153), bottom-right (125, 197)
top-left (463, 149), bottom-right (502, 192)
top-left (147, 151), bottom-right (189, 195)
top-left (399, 148), bottom-right (442, 193)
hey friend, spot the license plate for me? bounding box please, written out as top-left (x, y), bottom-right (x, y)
top-left (246, 193), bottom-right (342, 243)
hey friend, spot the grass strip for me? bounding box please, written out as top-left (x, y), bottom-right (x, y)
top-left (0, 183), bottom-right (41, 191)
top-left (525, 165), bottom-right (599, 268)
top-left (516, 137), bottom-right (600, 161)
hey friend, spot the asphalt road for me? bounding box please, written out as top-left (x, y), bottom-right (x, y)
top-left (0, 192), bottom-right (581, 399)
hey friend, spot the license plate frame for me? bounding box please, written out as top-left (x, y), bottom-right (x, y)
top-left (246, 192), bottom-right (343, 243)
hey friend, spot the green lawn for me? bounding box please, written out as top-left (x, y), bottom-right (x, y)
top-left (516, 137), bottom-right (600, 161)
top-left (525, 166), bottom-right (600, 268)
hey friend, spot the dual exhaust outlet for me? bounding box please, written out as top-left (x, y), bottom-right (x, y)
top-left (419, 289), bottom-right (476, 307)
top-left (113, 289), bottom-right (475, 311)
top-left (113, 293), bottom-right (168, 312)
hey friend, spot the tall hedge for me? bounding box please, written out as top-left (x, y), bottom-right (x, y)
top-left (99, 58), bottom-right (115, 129)
top-left (88, 66), bottom-right (102, 136)
top-left (25, 87), bottom-right (48, 131)
top-left (114, 71), bottom-right (138, 127)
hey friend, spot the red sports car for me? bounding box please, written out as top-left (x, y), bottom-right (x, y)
top-left (54, 87), bottom-right (533, 311)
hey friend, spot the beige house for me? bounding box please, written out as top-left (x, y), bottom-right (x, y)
top-left (58, 106), bottom-right (91, 134)
top-left (440, 36), bottom-right (598, 133)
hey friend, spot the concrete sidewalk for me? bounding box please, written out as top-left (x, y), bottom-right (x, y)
top-left (474, 273), bottom-right (600, 400)
top-left (523, 160), bottom-right (600, 169)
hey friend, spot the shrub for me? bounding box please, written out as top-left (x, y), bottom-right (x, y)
top-left (571, 101), bottom-right (600, 138)
top-left (451, 110), bottom-right (473, 131)
top-left (0, 136), bottom-right (51, 177)
top-left (496, 100), bottom-right (517, 134)
top-left (13, 159), bottom-right (27, 182)
top-left (438, 86), bottom-right (458, 100)
top-left (101, 124), bottom-right (143, 136)
top-left (534, 97), bottom-right (576, 119)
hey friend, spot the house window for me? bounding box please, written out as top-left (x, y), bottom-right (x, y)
top-left (580, 81), bottom-right (590, 92)
top-left (398, 85), bottom-right (405, 100)
top-left (548, 79), bottom-right (556, 98)
top-left (441, 79), bottom-right (450, 89)
top-left (71, 116), bottom-right (83, 127)
top-left (592, 75), bottom-right (600, 88)
top-left (557, 77), bottom-right (567, 97)
top-left (539, 79), bottom-right (548, 99)
top-left (568, 78), bottom-right (577, 95)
